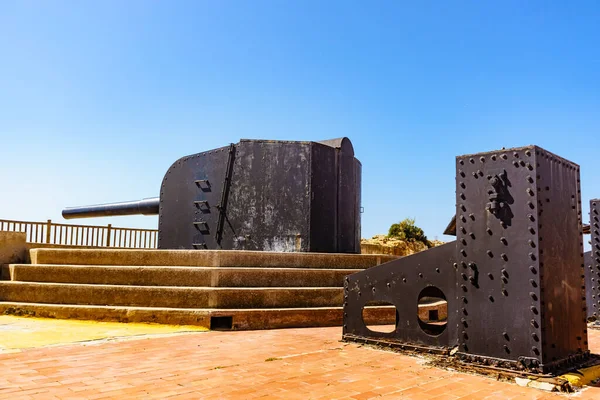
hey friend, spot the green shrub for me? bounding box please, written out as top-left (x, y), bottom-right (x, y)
top-left (388, 218), bottom-right (431, 247)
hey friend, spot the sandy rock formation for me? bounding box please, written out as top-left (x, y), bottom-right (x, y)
top-left (360, 235), bottom-right (444, 256)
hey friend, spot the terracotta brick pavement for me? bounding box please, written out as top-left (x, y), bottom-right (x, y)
top-left (1, 326), bottom-right (600, 399)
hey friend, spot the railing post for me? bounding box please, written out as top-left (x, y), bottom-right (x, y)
top-left (45, 219), bottom-right (52, 243)
top-left (106, 224), bottom-right (112, 247)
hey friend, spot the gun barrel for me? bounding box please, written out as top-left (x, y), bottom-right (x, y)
top-left (62, 197), bottom-right (160, 219)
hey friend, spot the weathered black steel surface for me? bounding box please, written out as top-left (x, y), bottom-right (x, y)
top-left (529, 149), bottom-right (588, 369)
top-left (344, 145), bottom-right (589, 374)
top-left (62, 137), bottom-right (361, 253)
top-left (158, 137), bottom-right (361, 252)
top-left (445, 215), bottom-right (590, 237)
top-left (343, 242), bottom-right (457, 351)
top-left (455, 146), bottom-right (587, 372)
top-left (214, 143), bottom-right (236, 246)
top-left (585, 199), bottom-right (600, 319)
top-left (62, 198), bottom-right (159, 219)
top-left (586, 250), bottom-right (595, 319)
top-left (443, 215), bottom-right (457, 236)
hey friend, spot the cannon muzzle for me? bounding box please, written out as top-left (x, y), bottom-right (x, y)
top-left (62, 197), bottom-right (160, 219)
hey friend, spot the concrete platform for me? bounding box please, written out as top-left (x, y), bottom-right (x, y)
top-left (30, 248), bottom-right (398, 268)
top-left (0, 248), bottom-right (399, 329)
top-left (0, 282), bottom-right (344, 308)
top-left (0, 303), bottom-right (395, 330)
top-left (1, 264), bottom-right (361, 287)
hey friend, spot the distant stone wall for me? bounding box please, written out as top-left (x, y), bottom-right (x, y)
top-left (417, 300), bottom-right (448, 323)
top-left (360, 240), bottom-right (427, 256)
top-left (360, 235), bottom-right (444, 256)
top-left (0, 231), bottom-right (119, 265)
top-left (0, 232), bottom-right (28, 265)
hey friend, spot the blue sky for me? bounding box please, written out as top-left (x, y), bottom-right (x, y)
top-left (1, 1), bottom-right (598, 246)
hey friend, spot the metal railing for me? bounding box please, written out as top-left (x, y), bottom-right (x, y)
top-left (0, 219), bottom-right (158, 249)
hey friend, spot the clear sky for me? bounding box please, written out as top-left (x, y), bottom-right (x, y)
top-left (1, 1), bottom-right (598, 247)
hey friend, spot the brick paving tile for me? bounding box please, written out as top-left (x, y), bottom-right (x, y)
top-left (456, 393), bottom-right (498, 400)
top-left (349, 390), bottom-right (382, 400)
top-left (429, 395), bottom-right (461, 400)
top-left (1, 326), bottom-right (600, 399)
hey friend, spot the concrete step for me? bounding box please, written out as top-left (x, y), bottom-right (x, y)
top-left (30, 248), bottom-right (398, 268)
top-left (0, 282), bottom-right (343, 309)
top-left (1, 264), bottom-right (360, 287)
top-left (8, 248), bottom-right (400, 329)
top-left (0, 302), bottom-right (396, 330)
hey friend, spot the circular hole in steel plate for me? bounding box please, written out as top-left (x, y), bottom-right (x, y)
top-left (418, 286), bottom-right (448, 336)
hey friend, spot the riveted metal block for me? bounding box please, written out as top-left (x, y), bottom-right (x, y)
top-left (455, 145), bottom-right (586, 372)
top-left (584, 199), bottom-right (599, 320)
top-left (344, 145), bottom-right (588, 375)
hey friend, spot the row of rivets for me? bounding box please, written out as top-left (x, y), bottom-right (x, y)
top-left (590, 200), bottom-right (600, 323)
top-left (526, 157), bottom-right (542, 358)
top-left (456, 158), bottom-right (470, 352)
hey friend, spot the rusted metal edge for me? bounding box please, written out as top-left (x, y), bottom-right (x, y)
top-left (344, 334), bottom-right (596, 377)
top-left (443, 215), bottom-right (456, 236)
top-left (342, 334), bottom-right (449, 355)
top-left (456, 351), bottom-right (593, 375)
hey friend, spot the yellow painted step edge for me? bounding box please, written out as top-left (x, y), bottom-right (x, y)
top-left (560, 364), bottom-right (600, 387)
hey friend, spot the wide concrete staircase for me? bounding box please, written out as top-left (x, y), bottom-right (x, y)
top-left (0, 248), bottom-right (397, 330)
